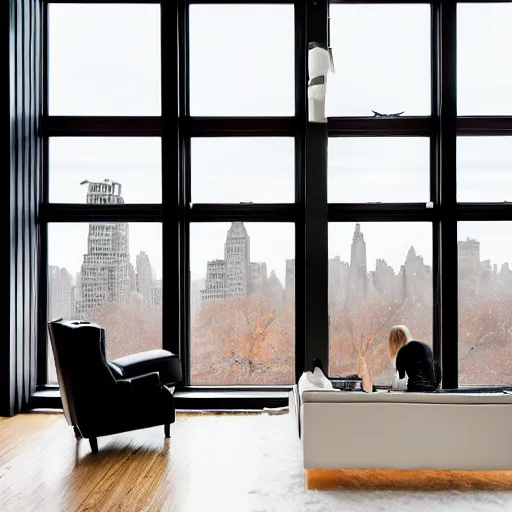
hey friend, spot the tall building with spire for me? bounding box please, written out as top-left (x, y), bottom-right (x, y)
top-left (349, 223), bottom-right (368, 295)
top-left (200, 222), bottom-right (280, 307)
top-left (75, 180), bottom-right (131, 317)
top-left (201, 222), bottom-right (251, 305)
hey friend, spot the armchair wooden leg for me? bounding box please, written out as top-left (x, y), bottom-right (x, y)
top-left (164, 424), bottom-right (171, 439)
top-left (89, 437), bottom-right (98, 454)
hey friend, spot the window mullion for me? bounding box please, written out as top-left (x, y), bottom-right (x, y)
top-left (304, 0), bottom-right (329, 372)
top-left (177, 0), bottom-right (190, 385)
top-left (161, 0), bottom-right (181, 365)
top-left (438, 0), bottom-right (458, 389)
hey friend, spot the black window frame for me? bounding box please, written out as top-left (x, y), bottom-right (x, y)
top-left (36, 0), bottom-right (512, 402)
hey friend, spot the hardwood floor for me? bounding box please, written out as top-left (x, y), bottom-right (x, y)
top-left (0, 412), bottom-right (286, 512)
top-left (1, 412), bottom-right (511, 511)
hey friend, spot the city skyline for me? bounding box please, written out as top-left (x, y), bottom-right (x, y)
top-left (47, 1), bottom-right (512, 326)
top-left (191, 221), bottom-right (511, 306)
top-left (48, 142), bottom-right (512, 278)
top-left (48, 207), bottom-right (511, 296)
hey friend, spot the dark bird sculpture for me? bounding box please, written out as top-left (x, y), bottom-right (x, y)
top-left (371, 110), bottom-right (405, 118)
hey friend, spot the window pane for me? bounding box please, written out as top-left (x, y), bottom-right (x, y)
top-left (458, 4), bottom-right (512, 115)
top-left (328, 5), bottom-right (431, 117)
top-left (49, 4), bottom-right (161, 115)
top-left (192, 138), bottom-right (294, 203)
top-left (457, 137), bottom-right (512, 203)
top-left (189, 5), bottom-right (294, 116)
top-left (190, 223), bottom-right (294, 385)
top-left (328, 223), bottom-right (433, 385)
top-left (49, 138), bottom-right (161, 204)
top-left (47, 222), bottom-right (162, 384)
top-left (328, 138), bottom-right (429, 203)
top-left (458, 222), bottom-right (512, 386)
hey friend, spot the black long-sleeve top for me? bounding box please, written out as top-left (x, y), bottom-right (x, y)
top-left (396, 341), bottom-right (438, 392)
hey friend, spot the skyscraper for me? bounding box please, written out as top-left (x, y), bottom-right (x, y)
top-left (200, 222), bottom-right (277, 307)
top-left (458, 238), bottom-right (480, 274)
top-left (285, 259), bottom-right (296, 302)
top-left (75, 180), bottom-right (131, 317)
top-left (349, 223), bottom-right (368, 295)
top-left (201, 259), bottom-right (227, 304)
top-left (224, 222), bottom-right (250, 298)
top-left (149, 280), bottom-right (163, 311)
top-left (400, 246), bottom-right (431, 302)
top-left (458, 238), bottom-right (481, 297)
top-left (329, 256), bottom-right (349, 308)
top-left (250, 262), bottom-right (267, 295)
top-left (190, 277), bottom-right (206, 319)
top-left (48, 266), bottom-right (74, 320)
top-left (136, 251), bottom-right (154, 306)
top-left (81, 179), bottom-right (124, 205)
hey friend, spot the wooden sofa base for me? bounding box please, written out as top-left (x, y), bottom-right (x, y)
top-left (305, 469), bottom-right (512, 491)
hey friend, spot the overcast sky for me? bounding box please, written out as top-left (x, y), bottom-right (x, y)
top-left (48, 3), bottom-right (512, 283)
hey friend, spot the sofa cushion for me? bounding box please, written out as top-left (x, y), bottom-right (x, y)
top-left (302, 390), bottom-right (512, 404)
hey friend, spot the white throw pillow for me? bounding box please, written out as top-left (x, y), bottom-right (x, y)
top-left (298, 367), bottom-right (335, 398)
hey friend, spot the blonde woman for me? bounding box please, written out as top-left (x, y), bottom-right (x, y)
top-left (388, 325), bottom-right (438, 392)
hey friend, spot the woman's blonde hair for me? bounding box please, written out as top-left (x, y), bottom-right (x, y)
top-left (388, 325), bottom-right (412, 359)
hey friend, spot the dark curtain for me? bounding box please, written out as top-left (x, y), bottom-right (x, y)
top-left (2, 0), bottom-right (43, 416)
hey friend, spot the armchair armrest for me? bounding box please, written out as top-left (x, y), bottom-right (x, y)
top-left (109, 350), bottom-right (182, 386)
top-left (117, 371), bottom-right (161, 395)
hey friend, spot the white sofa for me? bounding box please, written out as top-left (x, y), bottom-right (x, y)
top-left (293, 388), bottom-right (512, 471)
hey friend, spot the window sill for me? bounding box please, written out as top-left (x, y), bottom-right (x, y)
top-left (27, 387), bottom-right (290, 412)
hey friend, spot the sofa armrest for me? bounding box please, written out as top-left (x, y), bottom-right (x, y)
top-left (117, 371), bottom-right (161, 395)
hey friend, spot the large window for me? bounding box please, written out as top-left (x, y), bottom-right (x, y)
top-left (328, 4), bottom-right (431, 116)
top-left (458, 222), bottom-right (512, 386)
top-left (456, 3), bottom-right (512, 387)
top-left (328, 223), bottom-right (433, 385)
top-left (39, 0), bottom-right (512, 397)
top-left (47, 223), bottom-right (163, 383)
top-left (44, 3), bottom-right (165, 386)
top-left (49, 138), bottom-right (162, 204)
top-left (458, 3), bottom-right (512, 115)
top-left (457, 137), bottom-right (512, 204)
top-left (186, 2), bottom-right (298, 387)
top-left (328, 138), bottom-right (430, 204)
top-left (49, 4), bottom-right (161, 115)
top-left (189, 4), bottom-right (294, 116)
top-left (42, 0), bottom-right (299, 390)
top-left (191, 138), bottom-right (294, 204)
top-left (190, 223), bottom-right (294, 385)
